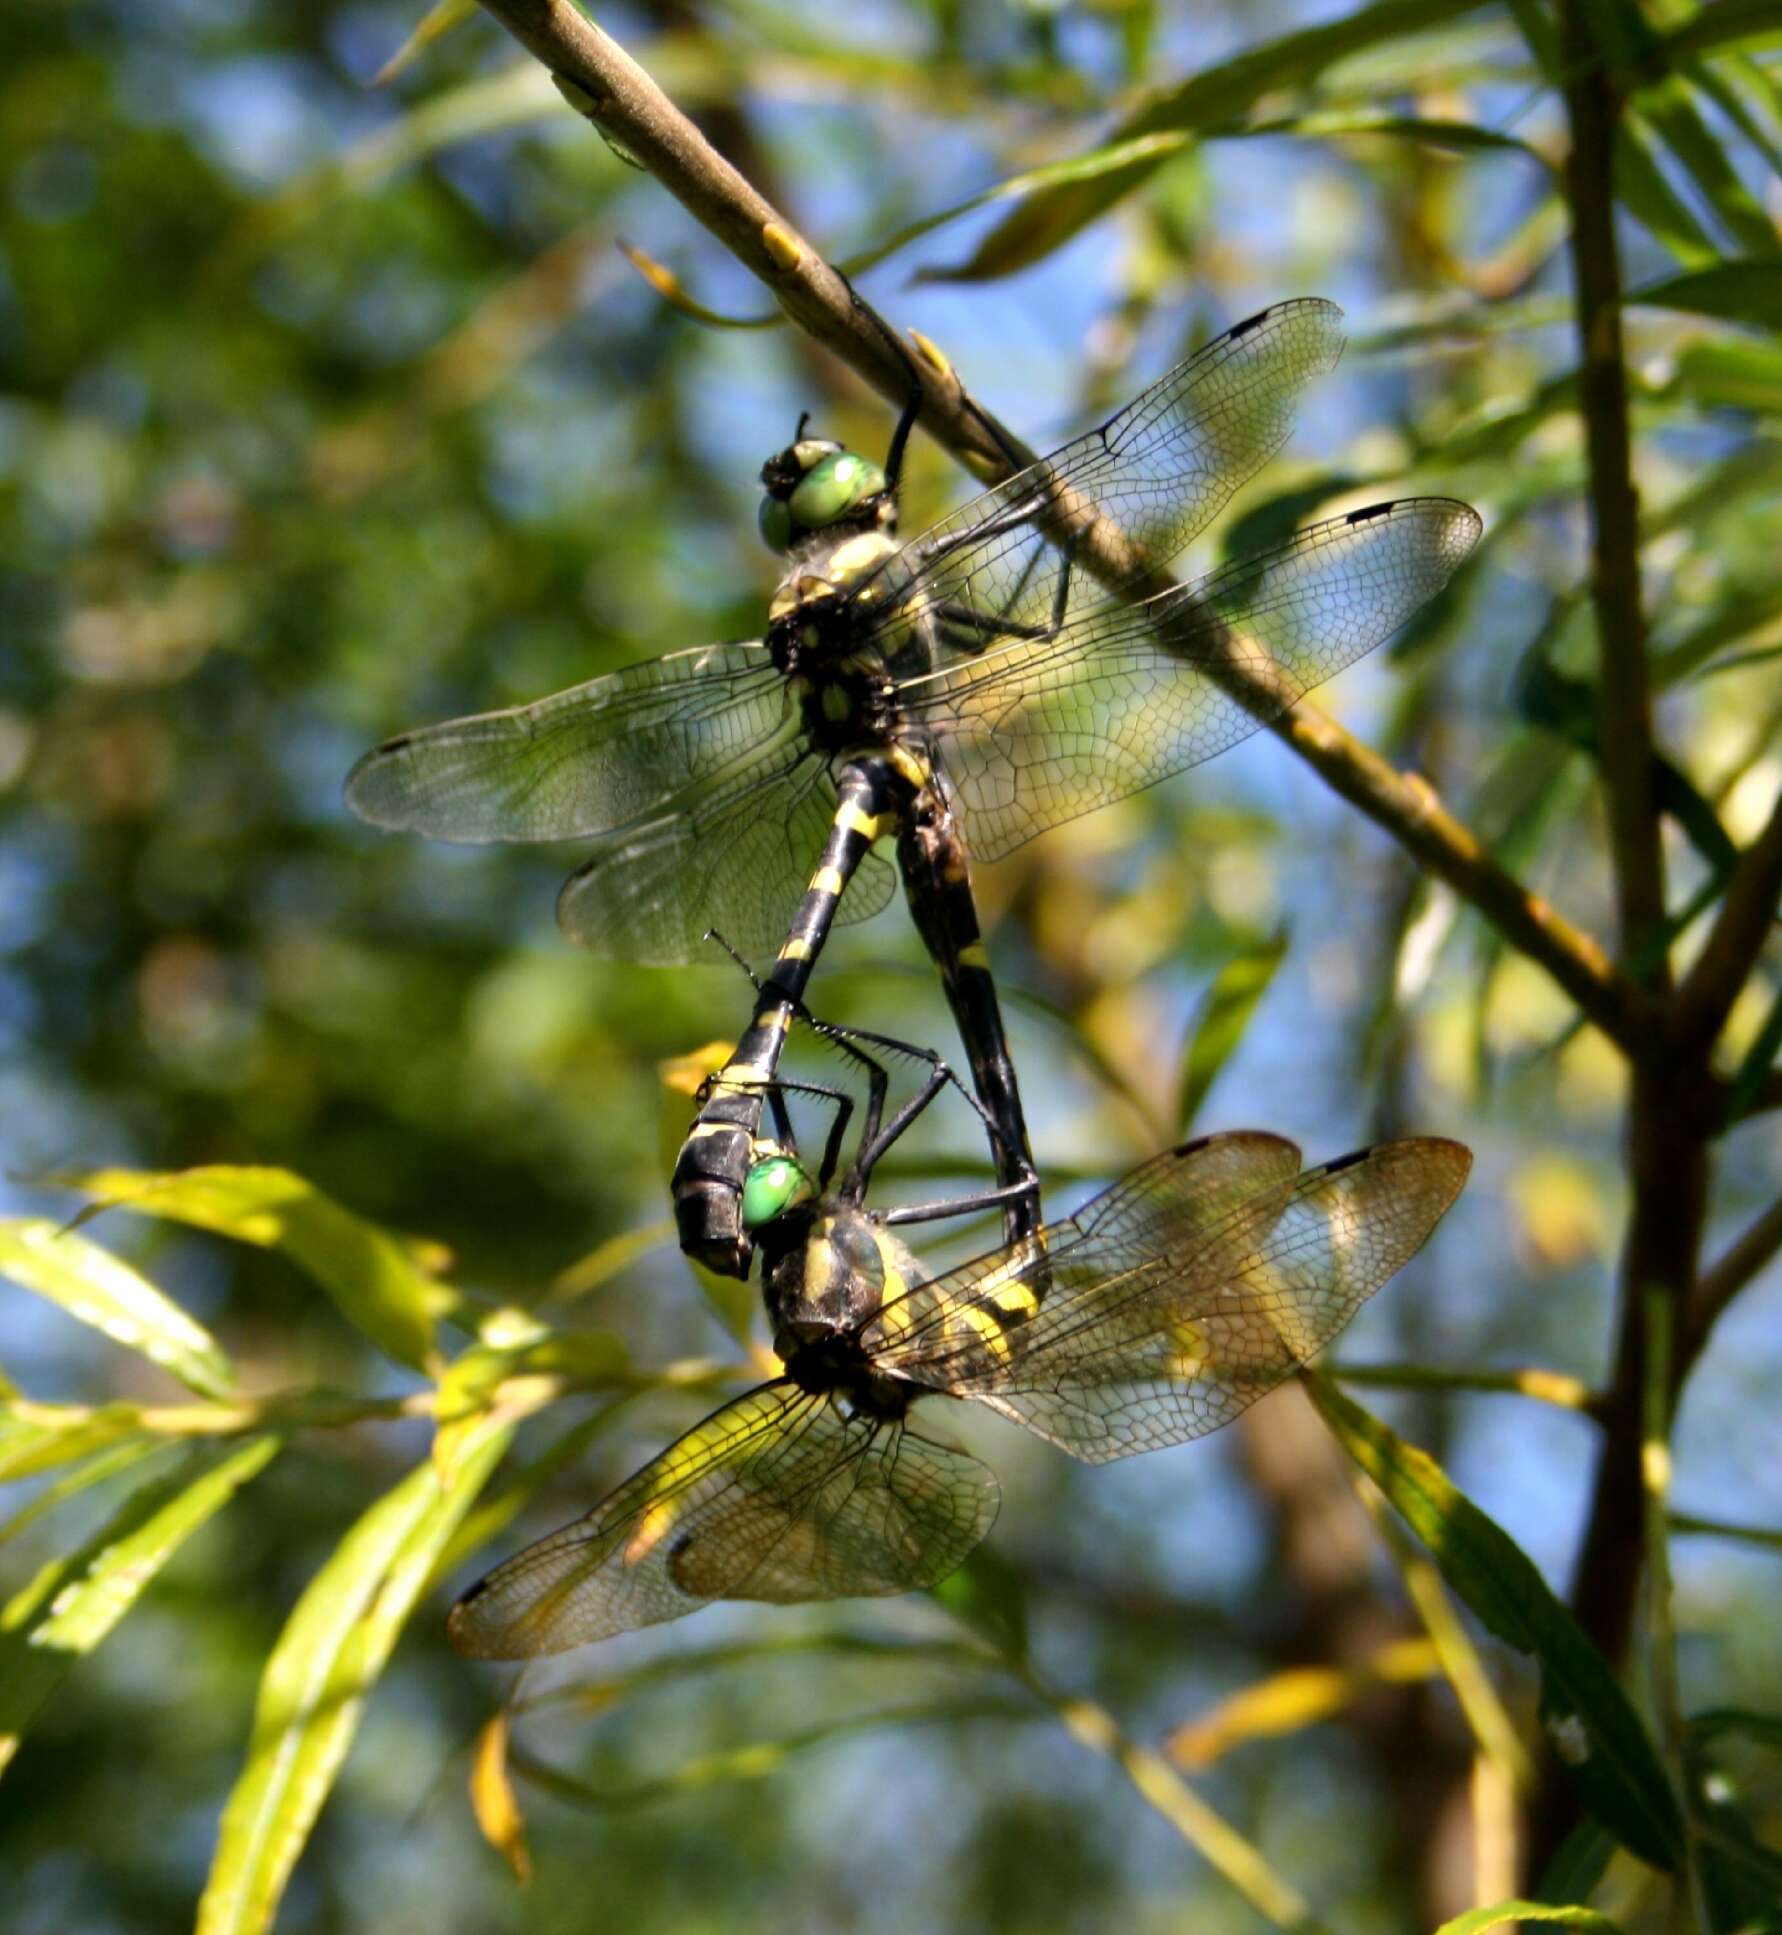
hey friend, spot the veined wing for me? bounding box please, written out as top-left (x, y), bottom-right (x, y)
top-left (344, 641), bottom-right (791, 844)
top-left (875, 299), bottom-right (1345, 653)
top-left (556, 749), bottom-right (897, 964)
top-left (870, 1136), bottom-right (1471, 1464)
top-left (906, 499), bottom-right (1481, 861)
top-left (446, 1383), bottom-right (998, 1659)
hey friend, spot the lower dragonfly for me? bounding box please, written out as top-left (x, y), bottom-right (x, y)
top-left (345, 298), bottom-right (1481, 1279)
top-left (447, 1022), bottom-right (1471, 1659)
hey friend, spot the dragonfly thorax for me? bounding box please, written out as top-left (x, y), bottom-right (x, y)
top-left (761, 1202), bottom-right (921, 1355)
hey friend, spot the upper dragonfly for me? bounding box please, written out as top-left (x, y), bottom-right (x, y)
top-left (445, 1018), bottom-right (1472, 1659)
top-left (347, 299), bottom-right (1481, 1273)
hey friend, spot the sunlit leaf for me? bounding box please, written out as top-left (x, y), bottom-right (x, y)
top-left (1176, 932), bottom-right (1288, 1133)
top-left (62, 1167), bottom-right (452, 1373)
top-left (0, 1436), bottom-right (279, 1777)
top-left (1661, 0), bottom-right (1782, 63)
top-left (1431, 1903), bottom-right (1623, 1934)
top-left (0, 1219), bottom-right (237, 1400)
top-left (1306, 1375), bottom-right (1685, 1870)
top-left (197, 1415), bottom-right (511, 1935)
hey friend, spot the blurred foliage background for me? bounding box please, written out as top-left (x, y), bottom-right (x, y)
top-left (4, 0), bottom-right (1782, 1930)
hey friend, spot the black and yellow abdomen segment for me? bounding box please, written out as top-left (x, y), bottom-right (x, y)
top-left (672, 758), bottom-right (905, 1276)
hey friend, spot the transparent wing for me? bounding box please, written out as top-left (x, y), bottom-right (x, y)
top-left (446, 1383), bottom-right (998, 1659)
top-left (871, 1136), bottom-right (1471, 1464)
top-left (907, 499), bottom-right (1481, 859)
top-left (877, 299), bottom-right (1345, 655)
top-left (555, 749), bottom-right (896, 964)
top-left (344, 641), bottom-right (790, 844)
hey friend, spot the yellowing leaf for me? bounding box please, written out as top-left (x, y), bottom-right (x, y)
top-left (469, 1713), bottom-right (531, 1882)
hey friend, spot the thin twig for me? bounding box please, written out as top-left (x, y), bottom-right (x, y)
top-left (1683, 1191), bottom-right (1782, 1370)
top-left (1018, 1663), bottom-right (1334, 1935)
top-left (1673, 786), bottom-right (1782, 1056)
top-left (468, 0), bottom-right (1656, 1063)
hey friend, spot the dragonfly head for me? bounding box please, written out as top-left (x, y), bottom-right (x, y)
top-left (758, 429), bottom-right (891, 552)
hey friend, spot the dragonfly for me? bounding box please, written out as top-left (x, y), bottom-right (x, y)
top-left (445, 1022), bottom-right (1471, 1658)
top-left (347, 298), bottom-right (1481, 1278)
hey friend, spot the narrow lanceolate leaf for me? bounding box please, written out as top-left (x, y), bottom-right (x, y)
top-left (197, 1416), bottom-right (511, 1935)
top-left (0, 1219), bottom-right (236, 1399)
top-left (927, 0), bottom-right (1492, 279)
top-left (0, 1436), bottom-right (279, 1776)
top-left (1431, 1903), bottom-right (1624, 1935)
top-left (1633, 259), bottom-right (1782, 330)
top-left (1176, 933), bottom-right (1288, 1134)
top-left (63, 1167), bottom-right (451, 1373)
top-left (1305, 1375), bottom-right (1685, 1871)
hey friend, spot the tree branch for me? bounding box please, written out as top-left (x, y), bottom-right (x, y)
top-left (471, 0), bottom-right (1658, 1063)
top-left (1558, 0), bottom-right (1669, 980)
top-left (1673, 785), bottom-right (1782, 1057)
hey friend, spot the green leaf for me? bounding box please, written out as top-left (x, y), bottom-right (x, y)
top-left (1305, 1375), bottom-right (1685, 1870)
top-left (0, 1436), bottom-right (279, 1775)
top-left (1614, 118), bottom-right (1724, 267)
top-left (1636, 77), bottom-right (1782, 258)
top-left (197, 1415), bottom-right (511, 1935)
top-left (372, 0), bottom-right (478, 83)
top-left (1671, 336), bottom-right (1782, 414)
top-left (0, 1219), bottom-right (237, 1399)
top-left (1431, 1904), bottom-right (1624, 1935)
top-left (1633, 259), bottom-right (1782, 329)
top-left (1176, 933), bottom-right (1288, 1134)
top-left (0, 1437), bottom-right (163, 1549)
top-left (1662, 0), bottom-right (1782, 64)
top-left (923, 0), bottom-right (1491, 279)
top-left (1535, 1816), bottom-right (1620, 1904)
top-left (930, 1544), bottom-right (1030, 1662)
top-left (62, 1167), bottom-right (451, 1373)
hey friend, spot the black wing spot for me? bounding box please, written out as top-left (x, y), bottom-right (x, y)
top-left (1319, 1147), bottom-right (1372, 1175)
top-left (1345, 503), bottom-right (1392, 526)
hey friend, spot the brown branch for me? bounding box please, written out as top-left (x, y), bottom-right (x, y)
top-left (470, 0), bottom-right (1657, 1062)
top-left (1558, 0), bottom-right (1669, 981)
top-left (1673, 785), bottom-right (1782, 1056)
top-left (1529, 5), bottom-right (1709, 1883)
top-left (1682, 1192), bottom-right (1782, 1372)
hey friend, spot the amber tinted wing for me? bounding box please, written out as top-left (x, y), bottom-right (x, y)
top-left (879, 299), bottom-right (1346, 653)
top-left (446, 1383), bottom-right (998, 1659)
top-left (870, 1136), bottom-right (1471, 1464)
top-left (906, 499), bottom-right (1482, 860)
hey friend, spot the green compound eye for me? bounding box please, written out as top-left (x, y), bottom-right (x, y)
top-left (786, 452), bottom-right (886, 531)
top-left (741, 1155), bottom-right (814, 1230)
top-left (758, 495), bottom-right (794, 552)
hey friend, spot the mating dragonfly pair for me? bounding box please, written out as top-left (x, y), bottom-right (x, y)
top-left (347, 299), bottom-right (1478, 1654)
